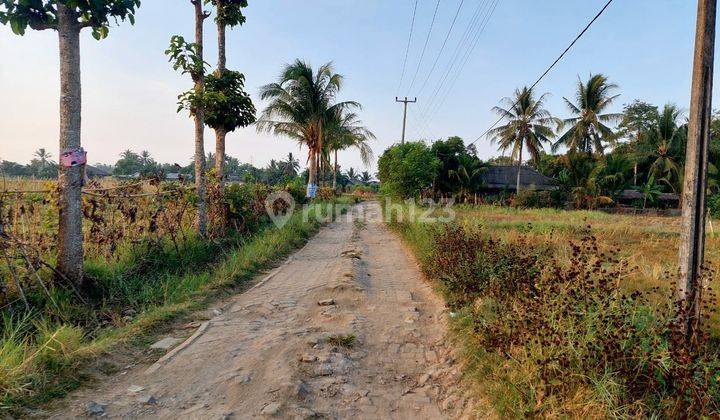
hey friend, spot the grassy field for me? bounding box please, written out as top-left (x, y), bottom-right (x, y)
top-left (389, 203), bottom-right (720, 417)
top-left (450, 205), bottom-right (720, 330)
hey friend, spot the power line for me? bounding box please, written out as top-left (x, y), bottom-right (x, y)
top-left (412, 0), bottom-right (493, 129)
top-left (407, 0), bottom-right (442, 95)
top-left (397, 0), bottom-right (420, 95)
top-left (411, 0), bottom-right (494, 140)
top-left (421, 0), bottom-right (498, 119)
top-left (428, 0), bottom-right (500, 118)
top-left (415, 0), bottom-right (466, 97)
top-left (467, 0), bottom-right (615, 148)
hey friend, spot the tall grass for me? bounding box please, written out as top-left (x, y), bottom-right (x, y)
top-left (388, 203), bottom-right (720, 418)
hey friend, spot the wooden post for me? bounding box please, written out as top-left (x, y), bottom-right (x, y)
top-left (678, 0), bottom-right (716, 340)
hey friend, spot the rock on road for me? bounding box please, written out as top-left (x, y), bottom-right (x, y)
top-left (53, 202), bottom-right (476, 419)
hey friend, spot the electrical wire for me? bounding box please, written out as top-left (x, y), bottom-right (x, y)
top-left (407, 0), bottom-right (442, 95)
top-left (414, 0), bottom-right (466, 97)
top-left (397, 0), bottom-right (420, 95)
top-left (466, 0), bottom-right (615, 148)
top-left (421, 0), bottom-right (498, 118)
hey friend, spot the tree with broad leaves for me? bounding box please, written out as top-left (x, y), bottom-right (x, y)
top-left (166, 0), bottom-right (211, 236)
top-left (636, 103), bottom-right (687, 193)
top-left (0, 0), bottom-right (140, 287)
top-left (204, 0), bottom-right (255, 186)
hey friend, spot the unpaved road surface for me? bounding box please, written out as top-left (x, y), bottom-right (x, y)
top-left (53, 202), bottom-right (475, 419)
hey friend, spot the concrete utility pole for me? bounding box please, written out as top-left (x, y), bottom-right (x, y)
top-left (395, 96), bottom-right (417, 144)
top-left (678, 0), bottom-right (716, 340)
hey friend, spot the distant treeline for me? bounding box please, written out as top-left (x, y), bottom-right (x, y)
top-left (1, 149), bottom-right (375, 188)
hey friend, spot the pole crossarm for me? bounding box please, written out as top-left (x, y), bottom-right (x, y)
top-left (395, 97), bottom-right (417, 145)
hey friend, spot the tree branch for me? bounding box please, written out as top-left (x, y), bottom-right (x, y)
top-left (28, 20), bottom-right (57, 31)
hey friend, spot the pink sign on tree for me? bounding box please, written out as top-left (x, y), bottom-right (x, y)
top-left (59, 147), bottom-right (87, 168)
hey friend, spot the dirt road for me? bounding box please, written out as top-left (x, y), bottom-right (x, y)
top-left (54, 202), bottom-right (474, 419)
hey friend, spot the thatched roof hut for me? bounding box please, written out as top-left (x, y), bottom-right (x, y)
top-left (481, 165), bottom-right (558, 191)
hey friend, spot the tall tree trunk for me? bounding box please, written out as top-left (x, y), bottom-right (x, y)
top-left (321, 158), bottom-right (325, 188)
top-left (306, 125), bottom-right (321, 197)
top-left (332, 149), bottom-right (338, 190)
top-left (214, 3), bottom-right (227, 187)
top-left (193, 0), bottom-right (207, 236)
top-left (633, 162), bottom-right (638, 186)
top-left (56, 4), bottom-right (84, 287)
top-left (516, 144), bottom-right (523, 194)
top-left (215, 128), bottom-right (226, 186)
top-left (216, 0), bottom-right (226, 72)
top-left (306, 149), bottom-right (317, 198)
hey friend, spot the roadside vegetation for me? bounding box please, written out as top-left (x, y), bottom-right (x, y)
top-left (389, 204), bottom-right (720, 417)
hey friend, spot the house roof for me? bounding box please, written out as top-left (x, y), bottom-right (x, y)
top-left (85, 165), bottom-right (111, 177)
top-left (481, 165), bottom-right (558, 190)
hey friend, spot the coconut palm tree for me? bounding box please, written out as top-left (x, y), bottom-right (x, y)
top-left (257, 60), bottom-right (359, 197)
top-left (448, 154), bottom-right (487, 202)
top-left (282, 152), bottom-right (300, 177)
top-left (487, 86), bottom-right (558, 193)
top-left (360, 171), bottom-right (372, 184)
top-left (555, 74), bottom-right (622, 155)
top-left (34, 148), bottom-right (52, 166)
top-left (592, 153), bottom-right (633, 202)
top-left (346, 168), bottom-right (358, 183)
top-left (636, 104), bottom-right (687, 192)
top-left (325, 110), bottom-right (375, 189)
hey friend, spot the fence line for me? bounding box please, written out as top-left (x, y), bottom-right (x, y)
top-left (2, 180), bottom-right (195, 198)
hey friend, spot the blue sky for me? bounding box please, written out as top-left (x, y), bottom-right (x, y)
top-left (0, 0), bottom-right (712, 174)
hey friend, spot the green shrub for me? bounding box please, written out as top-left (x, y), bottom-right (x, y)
top-left (282, 178), bottom-right (308, 205)
top-left (512, 189), bottom-right (566, 209)
top-left (709, 193), bottom-right (720, 218)
top-left (223, 183), bottom-right (272, 234)
top-left (315, 187), bottom-right (337, 201)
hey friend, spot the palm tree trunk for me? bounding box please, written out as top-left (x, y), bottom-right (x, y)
top-left (307, 150), bottom-right (317, 198)
top-left (516, 145), bottom-right (523, 194)
top-left (193, 0), bottom-right (207, 236)
top-left (56, 4), bottom-right (84, 287)
top-left (319, 160), bottom-right (324, 188)
top-left (332, 149), bottom-right (338, 190)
